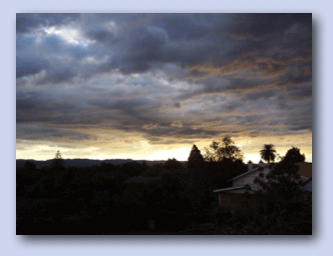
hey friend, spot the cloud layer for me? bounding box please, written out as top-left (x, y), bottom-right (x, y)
top-left (16, 13), bottom-right (312, 161)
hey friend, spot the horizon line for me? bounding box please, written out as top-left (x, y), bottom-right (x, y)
top-left (16, 158), bottom-right (313, 164)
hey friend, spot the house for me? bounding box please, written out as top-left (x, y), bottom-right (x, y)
top-left (213, 163), bottom-right (270, 215)
top-left (302, 178), bottom-right (312, 192)
top-left (213, 162), bottom-right (312, 215)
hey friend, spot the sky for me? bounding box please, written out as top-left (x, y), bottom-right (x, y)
top-left (16, 13), bottom-right (312, 162)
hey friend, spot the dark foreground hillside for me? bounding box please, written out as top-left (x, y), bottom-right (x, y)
top-left (16, 157), bottom-right (311, 235)
top-left (16, 159), bottom-right (173, 169)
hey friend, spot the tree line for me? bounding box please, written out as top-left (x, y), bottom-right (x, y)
top-left (16, 137), bottom-right (310, 235)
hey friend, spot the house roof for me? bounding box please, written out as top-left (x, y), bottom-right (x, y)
top-left (302, 178), bottom-right (312, 192)
top-left (225, 162), bottom-right (311, 183)
top-left (213, 186), bottom-right (245, 193)
top-left (226, 163), bottom-right (270, 182)
top-left (302, 177), bottom-right (312, 186)
top-left (213, 162), bottom-right (312, 194)
top-left (250, 164), bottom-right (260, 169)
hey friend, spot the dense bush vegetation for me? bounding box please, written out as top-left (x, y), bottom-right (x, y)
top-left (16, 139), bottom-right (311, 235)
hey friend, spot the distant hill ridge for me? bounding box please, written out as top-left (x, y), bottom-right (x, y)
top-left (16, 159), bottom-right (184, 169)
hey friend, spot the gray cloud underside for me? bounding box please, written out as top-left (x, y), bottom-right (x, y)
top-left (16, 13), bottom-right (311, 82)
top-left (16, 123), bottom-right (97, 141)
top-left (16, 79), bottom-right (311, 142)
top-left (16, 14), bottom-right (312, 143)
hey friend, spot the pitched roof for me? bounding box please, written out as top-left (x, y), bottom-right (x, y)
top-left (225, 162), bottom-right (311, 183)
top-left (226, 163), bottom-right (270, 182)
top-left (302, 178), bottom-right (312, 192)
top-left (213, 186), bottom-right (245, 193)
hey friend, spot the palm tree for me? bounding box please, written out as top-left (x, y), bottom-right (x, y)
top-left (260, 144), bottom-right (276, 163)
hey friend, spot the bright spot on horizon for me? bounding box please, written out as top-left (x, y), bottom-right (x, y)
top-left (145, 147), bottom-right (191, 161)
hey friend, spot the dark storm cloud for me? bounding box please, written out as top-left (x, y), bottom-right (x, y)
top-left (171, 74), bottom-right (275, 105)
top-left (16, 33), bottom-right (48, 78)
top-left (83, 13), bottom-right (222, 71)
top-left (85, 28), bottom-right (118, 44)
top-left (154, 14), bottom-right (219, 40)
top-left (242, 89), bottom-right (277, 101)
top-left (80, 14), bottom-right (242, 74)
top-left (16, 13), bottom-right (80, 33)
top-left (92, 24), bottom-right (170, 74)
top-left (225, 14), bottom-right (311, 40)
top-left (237, 114), bottom-right (266, 125)
top-left (16, 90), bottom-right (44, 111)
top-left (88, 96), bottom-right (164, 125)
top-left (204, 117), bottom-right (222, 122)
top-left (16, 124), bottom-right (97, 141)
top-left (16, 89), bottom-right (115, 126)
top-left (16, 13), bottom-right (312, 146)
top-left (16, 89), bottom-right (78, 123)
top-left (285, 98), bottom-right (312, 131)
top-left (287, 83), bottom-right (312, 100)
top-left (16, 13), bottom-right (312, 85)
top-left (139, 124), bottom-right (220, 141)
top-left (277, 65), bottom-right (312, 86)
top-left (17, 31), bottom-right (92, 82)
top-left (16, 56), bottom-right (49, 78)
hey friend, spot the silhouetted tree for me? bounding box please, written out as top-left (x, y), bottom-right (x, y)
top-left (24, 160), bottom-right (36, 171)
top-left (283, 146), bottom-right (305, 164)
top-left (250, 155), bottom-right (312, 234)
top-left (205, 158), bottom-right (247, 186)
top-left (260, 144), bottom-right (276, 163)
top-left (201, 137), bottom-right (246, 187)
top-left (254, 160), bottom-right (303, 202)
top-left (100, 162), bottom-right (116, 174)
top-left (164, 158), bottom-right (184, 171)
top-left (161, 171), bottom-right (181, 191)
top-left (120, 161), bottom-right (142, 177)
top-left (240, 156), bottom-right (311, 235)
top-left (141, 161), bottom-right (149, 172)
top-left (187, 144), bottom-right (205, 182)
top-left (143, 164), bottom-right (163, 177)
top-left (248, 149), bottom-right (311, 234)
top-left (50, 150), bottom-right (65, 171)
top-left (204, 136), bottom-right (243, 162)
top-left (187, 144), bottom-right (204, 170)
